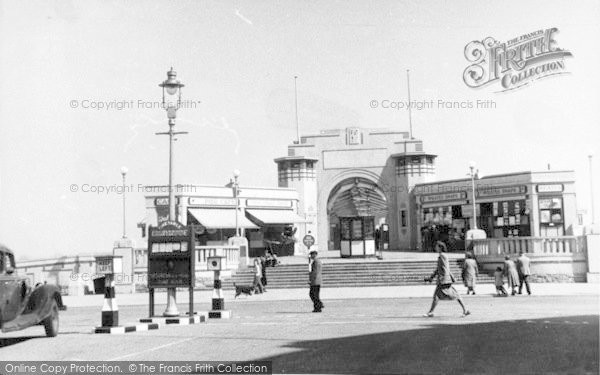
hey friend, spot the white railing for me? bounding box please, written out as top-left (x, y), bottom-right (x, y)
top-left (472, 236), bottom-right (587, 256)
top-left (195, 246), bottom-right (240, 270)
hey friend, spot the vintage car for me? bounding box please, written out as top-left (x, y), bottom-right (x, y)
top-left (0, 244), bottom-right (66, 337)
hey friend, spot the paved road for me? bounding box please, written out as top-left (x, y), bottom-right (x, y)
top-left (1, 295), bottom-right (598, 374)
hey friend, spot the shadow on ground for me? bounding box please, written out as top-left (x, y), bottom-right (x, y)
top-left (254, 315), bottom-right (599, 374)
top-left (0, 336), bottom-right (37, 348)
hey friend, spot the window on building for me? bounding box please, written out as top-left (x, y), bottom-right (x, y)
top-left (400, 210), bottom-right (407, 227)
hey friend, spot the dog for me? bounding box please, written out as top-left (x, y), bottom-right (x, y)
top-left (234, 283), bottom-right (255, 298)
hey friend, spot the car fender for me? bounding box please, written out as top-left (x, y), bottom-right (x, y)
top-left (23, 284), bottom-right (66, 323)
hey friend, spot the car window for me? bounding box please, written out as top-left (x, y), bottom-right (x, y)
top-left (0, 251), bottom-right (5, 273)
top-left (7, 253), bottom-right (15, 269)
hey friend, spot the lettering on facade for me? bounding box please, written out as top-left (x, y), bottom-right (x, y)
top-left (188, 197), bottom-right (236, 206)
top-left (477, 185), bottom-right (527, 198)
top-left (420, 192), bottom-right (467, 204)
top-left (155, 197), bottom-right (170, 206)
top-left (537, 184), bottom-right (564, 193)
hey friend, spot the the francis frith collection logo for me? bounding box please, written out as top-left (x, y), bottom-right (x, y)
top-left (463, 28), bottom-right (573, 92)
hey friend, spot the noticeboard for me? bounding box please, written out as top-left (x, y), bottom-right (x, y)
top-left (147, 222), bottom-right (195, 288)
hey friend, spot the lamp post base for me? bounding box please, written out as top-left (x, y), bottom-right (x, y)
top-left (163, 288), bottom-right (180, 317)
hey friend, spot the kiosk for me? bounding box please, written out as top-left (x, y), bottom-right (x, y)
top-left (340, 217), bottom-right (376, 257)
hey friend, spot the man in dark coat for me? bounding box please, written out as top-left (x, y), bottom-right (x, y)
top-left (309, 249), bottom-right (323, 312)
top-left (424, 241), bottom-right (470, 317)
top-left (517, 251), bottom-right (532, 295)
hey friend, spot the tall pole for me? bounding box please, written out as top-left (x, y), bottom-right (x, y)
top-left (121, 167), bottom-right (128, 238)
top-left (590, 153), bottom-right (596, 226)
top-left (406, 69), bottom-right (413, 139)
top-left (470, 164), bottom-right (478, 230)
top-left (294, 75), bottom-right (299, 143)
top-left (157, 68), bottom-right (188, 318)
top-left (168, 120), bottom-right (175, 221)
top-left (233, 171), bottom-right (240, 237)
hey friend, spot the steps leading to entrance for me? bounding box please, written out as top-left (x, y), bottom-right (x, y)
top-left (223, 259), bottom-right (495, 289)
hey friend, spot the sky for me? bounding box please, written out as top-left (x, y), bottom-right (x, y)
top-left (0, 0), bottom-right (599, 260)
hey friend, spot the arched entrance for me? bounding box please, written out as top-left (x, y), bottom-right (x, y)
top-left (327, 177), bottom-right (388, 256)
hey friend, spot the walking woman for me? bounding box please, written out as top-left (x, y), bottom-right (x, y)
top-left (253, 258), bottom-right (265, 293)
top-left (424, 241), bottom-right (470, 317)
top-left (462, 252), bottom-right (479, 295)
top-left (503, 255), bottom-right (520, 296)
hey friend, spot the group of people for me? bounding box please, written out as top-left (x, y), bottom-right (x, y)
top-left (423, 241), bottom-right (533, 317)
top-left (494, 252), bottom-right (532, 296)
top-left (251, 249), bottom-right (282, 294)
top-left (250, 239), bottom-right (532, 316)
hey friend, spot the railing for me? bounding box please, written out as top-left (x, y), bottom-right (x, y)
top-left (471, 236), bottom-right (587, 256)
top-left (195, 246), bottom-right (240, 270)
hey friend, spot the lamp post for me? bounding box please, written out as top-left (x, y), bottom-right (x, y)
top-left (121, 166), bottom-right (128, 239)
top-left (156, 68), bottom-right (188, 317)
top-left (469, 161), bottom-right (478, 230)
top-left (233, 169), bottom-right (241, 237)
top-left (590, 152), bottom-right (596, 226)
top-left (156, 68), bottom-right (188, 222)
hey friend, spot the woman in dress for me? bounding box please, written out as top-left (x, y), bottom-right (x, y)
top-left (462, 252), bottom-right (479, 295)
top-left (503, 255), bottom-right (520, 296)
top-left (424, 241), bottom-right (470, 317)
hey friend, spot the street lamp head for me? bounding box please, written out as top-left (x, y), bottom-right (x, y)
top-left (468, 161), bottom-right (476, 169)
top-left (159, 67), bottom-right (185, 95)
top-left (589, 150), bottom-right (595, 158)
top-left (233, 169), bottom-right (241, 178)
top-left (120, 166), bottom-right (128, 176)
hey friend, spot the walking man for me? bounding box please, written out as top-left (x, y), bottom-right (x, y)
top-left (424, 241), bottom-right (470, 317)
top-left (308, 249), bottom-right (323, 313)
top-left (517, 251), bottom-right (532, 295)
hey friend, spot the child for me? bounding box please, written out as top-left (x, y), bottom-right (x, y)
top-left (494, 266), bottom-right (507, 296)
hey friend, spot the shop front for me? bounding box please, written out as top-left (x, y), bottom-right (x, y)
top-left (244, 199), bottom-right (308, 257)
top-left (413, 170), bottom-right (579, 251)
top-left (418, 192), bottom-right (469, 252)
top-left (475, 185), bottom-right (531, 239)
top-left (144, 185), bottom-right (310, 259)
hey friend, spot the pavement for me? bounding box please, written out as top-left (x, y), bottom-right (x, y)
top-left (2, 295), bottom-right (598, 374)
top-left (62, 282), bottom-right (600, 308)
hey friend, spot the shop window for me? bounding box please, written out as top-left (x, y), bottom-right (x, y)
top-left (411, 156), bottom-right (421, 164)
top-left (397, 159), bottom-right (406, 167)
top-left (425, 156), bottom-right (434, 165)
top-left (539, 197), bottom-right (564, 236)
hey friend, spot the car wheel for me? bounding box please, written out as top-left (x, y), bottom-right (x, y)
top-left (44, 300), bottom-right (59, 337)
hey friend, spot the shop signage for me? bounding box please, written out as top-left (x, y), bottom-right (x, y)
top-left (537, 184), bottom-right (563, 193)
top-left (96, 258), bottom-right (113, 274)
top-left (477, 185), bottom-right (527, 198)
top-left (150, 221), bottom-right (188, 237)
top-left (188, 197), bottom-right (236, 207)
top-left (147, 224), bottom-right (194, 288)
top-left (420, 192), bottom-right (467, 204)
top-left (246, 199), bottom-right (293, 208)
top-left (155, 197), bottom-right (170, 206)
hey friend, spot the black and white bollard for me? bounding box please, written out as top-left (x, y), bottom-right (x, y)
top-left (207, 256), bottom-right (231, 319)
top-left (101, 274), bottom-right (119, 327)
top-left (95, 256), bottom-right (159, 334)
